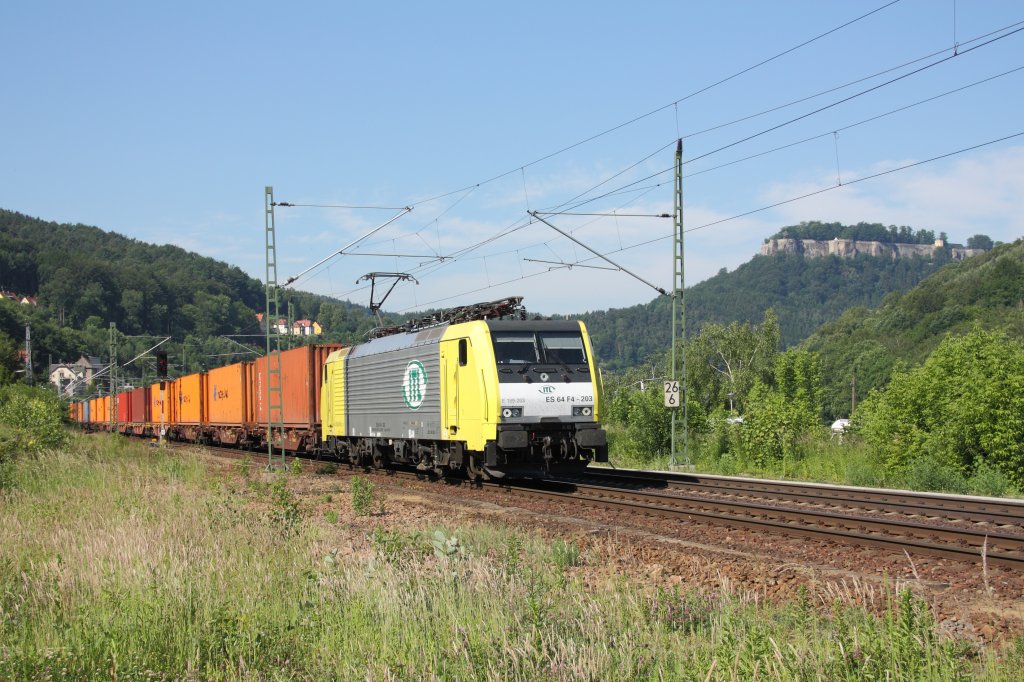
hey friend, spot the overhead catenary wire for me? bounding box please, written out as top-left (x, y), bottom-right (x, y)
top-left (524, 258), bottom-right (619, 272)
top-left (536, 212), bottom-right (672, 218)
top-left (272, 202), bottom-right (407, 210)
top-left (395, 130), bottom-right (1024, 312)
top-left (380, 18), bottom-right (1024, 296)
top-left (400, 0), bottom-right (904, 210)
top-left (295, 14), bottom-right (1024, 311)
top-left (682, 24), bottom-right (1024, 168)
top-left (529, 211), bottom-right (667, 294)
top-left (671, 18), bottom-right (1024, 144)
top-left (543, 60), bottom-right (1024, 219)
top-left (401, 14), bottom-right (1024, 223)
top-left (282, 207), bottom-right (412, 287)
top-left (311, 16), bottom-right (1024, 295)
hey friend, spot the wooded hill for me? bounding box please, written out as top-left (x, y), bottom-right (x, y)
top-left (580, 247), bottom-right (948, 371)
top-left (578, 221), bottom-right (998, 371)
top-left (802, 237), bottom-right (1024, 419)
top-left (0, 208), bottom-right (1004, 391)
top-left (0, 209), bottom-right (380, 381)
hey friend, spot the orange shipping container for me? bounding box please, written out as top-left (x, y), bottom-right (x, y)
top-left (98, 396), bottom-right (110, 424)
top-left (149, 382), bottom-right (175, 427)
top-left (207, 362), bottom-right (250, 425)
top-left (172, 373), bottom-right (206, 425)
top-left (252, 345), bottom-right (341, 427)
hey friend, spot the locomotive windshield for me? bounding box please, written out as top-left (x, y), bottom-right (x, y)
top-left (539, 332), bottom-right (587, 365)
top-left (492, 331), bottom-right (588, 365)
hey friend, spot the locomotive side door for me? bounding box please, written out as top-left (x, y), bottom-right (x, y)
top-left (440, 337), bottom-right (483, 447)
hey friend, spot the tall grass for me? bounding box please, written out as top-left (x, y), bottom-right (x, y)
top-left (1, 434), bottom-right (1019, 679)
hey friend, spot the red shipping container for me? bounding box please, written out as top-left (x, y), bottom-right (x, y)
top-left (130, 387), bottom-right (149, 423)
top-left (117, 391), bottom-right (131, 423)
top-left (252, 345), bottom-right (341, 427)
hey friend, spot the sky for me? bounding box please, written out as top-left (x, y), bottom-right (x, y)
top-left (2, 1), bottom-right (1023, 315)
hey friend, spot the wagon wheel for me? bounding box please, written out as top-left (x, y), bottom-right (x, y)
top-left (371, 446), bottom-right (386, 469)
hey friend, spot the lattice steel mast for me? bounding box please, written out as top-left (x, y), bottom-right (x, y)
top-left (265, 187), bottom-right (285, 469)
top-left (670, 139), bottom-right (689, 467)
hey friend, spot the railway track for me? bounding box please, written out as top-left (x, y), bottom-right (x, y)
top-left (553, 468), bottom-right (1024, 528)
top-left (162, 439), bottom-right (1024, 569)
top-left (544, 468), bottom-right (1024, 569)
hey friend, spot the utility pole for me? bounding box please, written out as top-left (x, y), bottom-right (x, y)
top-left (670, 139), bottom-right (689, 467)
top-left (851, 372), bottom-right (856, 414)
top-left (109, 323), bottom-right (118, 433)
top-left (24, 325), bottom-right (33, 385)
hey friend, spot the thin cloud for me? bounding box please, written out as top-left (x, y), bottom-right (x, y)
top-left (760, 145), bottom-right (1024, 243)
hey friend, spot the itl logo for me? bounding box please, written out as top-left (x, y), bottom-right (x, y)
top-left (402, 360), bottom-right (427, 410)
top-left (538, 385), bottom-right (555, 394)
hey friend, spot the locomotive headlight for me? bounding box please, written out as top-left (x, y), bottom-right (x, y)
top-left (572, 406), bottom-right (593, 417)
top-left (502, 407), bottom-right (523, 418)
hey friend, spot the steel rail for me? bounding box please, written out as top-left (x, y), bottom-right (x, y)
top-left (496, 481), bottom-right (1024, 570)
top-left (141, 440), bottom-right (1024, 569)
top-left (558, 469), bottom-right (1024, 527)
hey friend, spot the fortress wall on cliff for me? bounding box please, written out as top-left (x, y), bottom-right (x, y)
top-left (760, 238), bottom-right (984, 261)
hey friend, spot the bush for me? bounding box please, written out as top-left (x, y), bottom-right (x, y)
top-left (0, 385), bottom-right (69, 455)
top-left (738, 382), bottom-right (818, 468)
top-left (897, 458), bottom-right (968, 495)
top-left (856, 329), bottom-right (1024, 486)
top-left (351, 476), bottom-right (375, 516)
top-left (967, 462), bottom-right (1018, 498)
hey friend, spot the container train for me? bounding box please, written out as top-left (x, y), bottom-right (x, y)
top-left (70, 298), bottom-right (608, 479)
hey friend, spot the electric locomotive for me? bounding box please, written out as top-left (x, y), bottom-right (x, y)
top-left (69, 298), bottom-right (608, 480)
top-left (320, 298), bottom-right (608, 478)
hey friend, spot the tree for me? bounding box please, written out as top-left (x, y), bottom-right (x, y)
top-left (686, 309), bottom-right (780, 413)
top-left (0, 332), bottom-right (20, 385)
top-left (738, 381), bottom-right (819, 468)
top-left (967, 234), bottom-right (994, 250)
top-left (774, 348), bottom-right (824, 419)
top-left (855, 328), bottom-right (1024, 484)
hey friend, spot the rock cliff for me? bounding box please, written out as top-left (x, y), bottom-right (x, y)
top-left (759, 238), bottom-right (985, 261)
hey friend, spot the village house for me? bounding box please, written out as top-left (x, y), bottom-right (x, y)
top-left (48, 355), bottom-right (104, 397)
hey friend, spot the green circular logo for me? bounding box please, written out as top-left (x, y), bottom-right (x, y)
top-left (402, 360), bottom-right (427, 409)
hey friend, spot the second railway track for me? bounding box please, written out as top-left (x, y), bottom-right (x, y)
top-left (163, 440), bottom-right (1024, 570)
